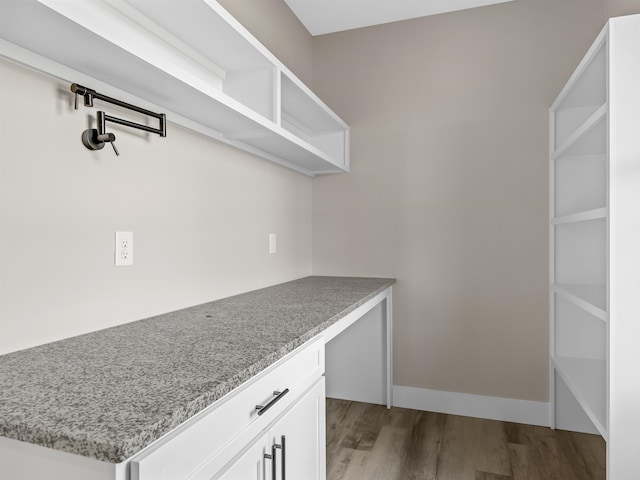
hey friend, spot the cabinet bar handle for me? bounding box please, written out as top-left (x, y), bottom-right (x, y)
top-left (273, 437), bottom-right (285, 480)
top-left (271, 444), bottom-right (278, 479)
top-left (255, 388), bottom-right (289, 416)
top-left (264, 451), bottom-right (275, 480)
top-left (280, 435), bottom-right (286, 480)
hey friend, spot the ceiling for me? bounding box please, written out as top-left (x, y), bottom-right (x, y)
top-left (283, 0), bottom-right (516, 36)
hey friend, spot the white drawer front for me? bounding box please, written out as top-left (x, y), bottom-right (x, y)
top-left (190, 375), bottom-right (324, 480)
top-left (131, 337), bottom-right (324, 480)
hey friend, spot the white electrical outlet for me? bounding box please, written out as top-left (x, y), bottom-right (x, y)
top-left (115, 232), bottom-right (133, 266)
top-left (269, 233), bottom-right (276, 254)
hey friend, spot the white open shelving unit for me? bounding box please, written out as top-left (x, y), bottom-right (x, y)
top-left (0, 0), bottom-right (349, 176)
top-left (549, 13), bottom-right (640, 479)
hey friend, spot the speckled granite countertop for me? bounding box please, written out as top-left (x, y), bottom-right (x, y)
top-left (0, 276), bottom-right (394, 464)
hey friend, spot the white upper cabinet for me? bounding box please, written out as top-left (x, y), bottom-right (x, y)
top-left (0, 0), bottom-right (349, 176)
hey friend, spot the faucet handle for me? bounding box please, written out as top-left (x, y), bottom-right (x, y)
top-left (98, 132), bottom-right (119, 156)
top-left (81, 129), bottom-right (120, 156)
top-left (110, 138), bottom-right (119, 156)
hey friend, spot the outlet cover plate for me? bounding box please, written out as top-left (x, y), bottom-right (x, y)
top-left (115, 231), bottom-right (133, 266)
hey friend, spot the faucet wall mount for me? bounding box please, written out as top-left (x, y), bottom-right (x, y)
top-left (71, 83), bottom-right (167, 156)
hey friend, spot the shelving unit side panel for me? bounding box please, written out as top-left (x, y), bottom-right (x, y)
top-left (280, 71), bottom-right (348, 130)
top-left (223, 67), bottom-right (277, 122)
top-left (607, 13), bottom-right (640, 480)
top-left (308, 131), bottom-right (347, 166)
top-left (281, 117), bottom-right (346, 167)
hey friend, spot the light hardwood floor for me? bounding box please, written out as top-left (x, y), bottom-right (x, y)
top-left (326, 399), bottom-right (605, 480)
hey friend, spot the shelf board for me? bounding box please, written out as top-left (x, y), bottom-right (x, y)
top-left (552, 356), bottom-right (607, 438)
top-left (552, 105), bottom-right (607, 160)
top-left (554, 106), bottom-right (602, 149)
top-left (552, 207), bottom-right (607, 225)
top-left (234, 124), bottom-right (345, 173)
top-left (553, 284), bottom-right (607, 321)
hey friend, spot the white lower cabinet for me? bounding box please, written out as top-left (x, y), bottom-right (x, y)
top-left (0, 336), bottom-right (327, 480)
top-left (270, 378), bottom-right (325, 480)
top-left (0, 286), bottom-right (394, 480)
top-left (216, 378), bottom-right (325, 480)
top-left (215, 432), bottom-right (270, 480)
top-left (131, 338), bottom-right (325, 480)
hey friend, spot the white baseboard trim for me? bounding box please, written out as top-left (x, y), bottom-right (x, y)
top-left (393, 385), bottom-right (550, 427)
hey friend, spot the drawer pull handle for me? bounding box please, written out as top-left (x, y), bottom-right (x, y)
top-left (255, 388), bottom-right (289, 416)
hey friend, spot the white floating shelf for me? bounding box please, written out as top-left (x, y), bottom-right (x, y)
top-left (0, 0), bottom-right (349, 177)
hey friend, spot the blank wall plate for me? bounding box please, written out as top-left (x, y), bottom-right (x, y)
top-left (115, 231), bottom-right (133, 266)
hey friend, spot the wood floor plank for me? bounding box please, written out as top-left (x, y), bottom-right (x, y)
top-left (506, 422), bottom-right (561, 480)
top-left (435, 414), bottom-right (477, 479)
top-left (326, 399), bottom-right (361, 458)
top-left (341, 401), bottom-right (386, 451)
top-left (326, 444), bottom-right (355, 480)
top-left (385, 405), bottom-right (419, 430)
top-left (434, 415), bottom-right (514, 479)
top-left (506, 442), bottom-right (535, 480)
top-left (397, 410), bottom-right (444, 480)
top-left (475, 472), bottom-right (513, 480)
top-left (340, 449), bottom-right (369, 480)
top-left (569, 430), bottom-right (606, 479)
top-left (470, 417), bottom-right (512, 477)
top-left (555, 429), bottom-right (605, 480)
top-left (357, 425), bottom-right (409, 480)
top-left (326, 399), bottom-right (605, 480)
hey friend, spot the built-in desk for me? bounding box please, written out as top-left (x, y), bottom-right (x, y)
top-left (0, 276), bottom-right (394, 479)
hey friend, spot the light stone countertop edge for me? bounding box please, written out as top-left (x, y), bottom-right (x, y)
top-left (0, 276), bottom-right (395, 463)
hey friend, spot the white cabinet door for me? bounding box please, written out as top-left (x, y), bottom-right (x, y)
top-left (216, 433), bottom-right (270, 480)
top-left (215, 379), bottom-right (325, 480)
top-left (269, 379), bottom-right (326, 480)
